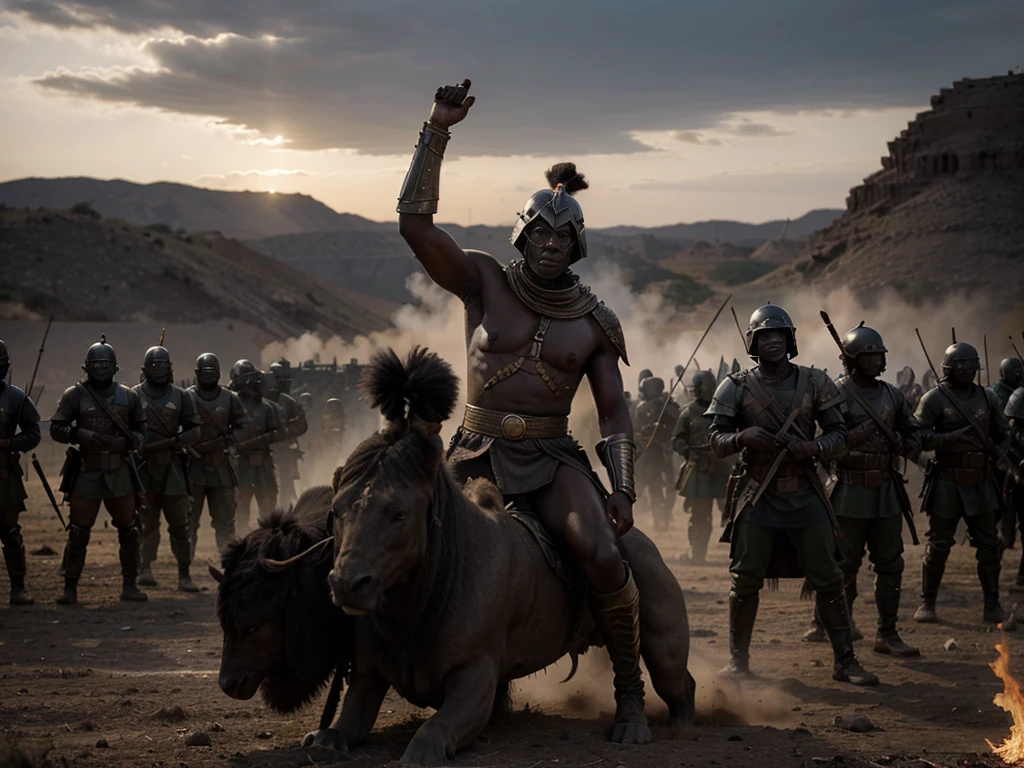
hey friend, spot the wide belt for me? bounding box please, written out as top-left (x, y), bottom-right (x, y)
top-left (936, 451), bottom-right (987, 470)
top-left (838, 452), bottom-right (894, 471)
top-left (838, 469), bottom-right (887, 488)
top-left (748, 460), bottom-right (810, 494)
top-left (462, 404), bottom-right (568, 441)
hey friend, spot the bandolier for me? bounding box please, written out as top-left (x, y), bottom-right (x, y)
top-left (0, 340), bottom-right (42, 605)
top-left (801, 324), bottom-right (922, 657)
top-left (634, 376), bottom-right (681, 532)
top-left (914, 342), bottom-right (1009, 625)
top-left (133, 346), bottom-right (202, 591)
top-left (50, 337), bottom-right (149, 605)
top-left (672, 369), bottom-right (731, 563)
top-left (187, 353), bottom-right (249, 556)
top-left (231, 360), bottom-right (283, 530)
top-left (707, 304), bottom-right (877, 686)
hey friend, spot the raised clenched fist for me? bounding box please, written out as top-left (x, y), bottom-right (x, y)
top-left (428, 78), bottom-right (475, 130)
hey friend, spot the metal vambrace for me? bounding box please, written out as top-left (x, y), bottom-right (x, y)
top-left (596, 433), bottom-right (638, 503)
top-left (396, 122), bottom-right (451, 215)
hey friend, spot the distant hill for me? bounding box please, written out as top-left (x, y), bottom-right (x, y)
top-left (0, 207), bottom-right (395, 341)
top-left (597, 209), bottom-right (843, 243)
top-left (762, 73), bottom-right (1024, 312)
top-left (0, 177), bottom-right (386, 239)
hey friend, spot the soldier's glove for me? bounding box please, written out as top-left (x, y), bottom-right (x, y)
top-left (75, 429), bottom-right (104, 449)
top-left (936, 425), bottom-right (973, 448)
top-left (787, 439), bottom-right (820, 461)
top-left (736, 426), bottom-right (775, 453)
top-left (105, 436), bottom-right (128, 454)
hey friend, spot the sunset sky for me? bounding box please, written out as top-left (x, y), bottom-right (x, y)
top-left (1, 1), bottom-right (1019, 226)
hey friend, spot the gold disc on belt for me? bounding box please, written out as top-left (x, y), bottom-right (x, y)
top-left (500, 414), bottom-right (528, 441)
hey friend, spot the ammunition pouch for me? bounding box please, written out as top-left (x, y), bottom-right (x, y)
top-left (58, 447), bottom-right (82, 494)
top-left (948, 467), bottom-right (986, 485)
top-left (839, 452), bottom-right (894, 471)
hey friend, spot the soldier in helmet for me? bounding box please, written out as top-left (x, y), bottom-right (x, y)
top-left (397, 80), bottom-right (657, 743)
top-left (989, 358), bottom-right (1024, 551)
top-left (0, 340), bottom-right (42, 605)
top-left (634, 376), bottom-right (681, 532)
top-left (230, 360), bottom-right (283, 529)
top-left (187, 354), bottom-right (249, 556)
top-left (1005, 388), bottom-right (1024, 573)
top-left (800, 324), bottom-right (922, 657)
top-left (707, 304), bottom-right (877, 685)
top-left (265, 360), bottom-right (308, 508)
top-left (133, 347), bottom-right (203, 592)
top-left (672, 369), bottom-right (731, 563)
top-left (914, 342), bottom-right (1009, 624)
top-left (50, 337), bottom-right (149, 605)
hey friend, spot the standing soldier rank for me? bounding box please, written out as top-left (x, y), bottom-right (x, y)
top-left (914, 342), bottom-right (1010, 625)
top-left (634, 375), bottom-right (681, 533)
top-left (187, 353), bottom-right (249, 556)
top-left (264, 361), bottom-right (308, 509)
top-left (133, 346), bottom-right (202, 592)
top-left (0, 340), bottom-right (42, 605)
top-left (672, 369), bottom-right (732, 563)
top-left (50, 337), bottom-right (149, 605)
top-left (988, 357), bottom-right (1023, 556)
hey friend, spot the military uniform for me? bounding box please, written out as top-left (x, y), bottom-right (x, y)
top-left (672, 370), bottom-right (731, 562)
top-left (133, 347), bottom-right (202, 591)
top-left (988, 358), bottom-right (1023, 553)
top-left (1005, 387), bottom-right (1024, 587)
top-left (187, 353), bottom-right (249, 556)
top-left (265, 362), bottom-right (308, 509)
top-left (50, 338), bottom-right (149, 604)
top-left (0, 340), bottom-right (42, 605)
top-left (708, 304), bottom-right (876, 686)
top-left (914, 342), bottom-right (1008, 624)
top-left (634, 377), bottom-right (681, 532)
top-left (801, 324), bottom-right (922, 656)
top-left (231, 361), bottom-right (283, 529)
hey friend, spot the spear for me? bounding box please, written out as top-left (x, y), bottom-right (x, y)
top-left (158, 327), bottom-right (166, 346)
top-left (730, 306), bottom-right (746, 346)
top-left (15, 314), bottom-right (53, 430)
top-left (984, 335), bottom-right (990, 387)
top-left (640, 294), bottom-right (731, 455)
top-left (1010, 337), bottom-right (1024, 363)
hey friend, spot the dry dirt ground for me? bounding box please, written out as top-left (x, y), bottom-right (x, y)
top-left (1, 467), bottom-right (1020, 768)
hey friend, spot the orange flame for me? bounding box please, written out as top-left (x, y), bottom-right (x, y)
top-left (988, 642), bottom-right (1024, 765)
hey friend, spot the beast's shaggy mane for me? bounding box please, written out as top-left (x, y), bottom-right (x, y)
top-left (217, 485), bottom-right (349, 714)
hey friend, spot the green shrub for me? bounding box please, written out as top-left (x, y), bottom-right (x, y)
top-left (69, 201), bottom-right (101, 219)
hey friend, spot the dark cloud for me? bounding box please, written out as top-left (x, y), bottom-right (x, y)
top-left (669, 131), bottom-right (723, 146)
top-left (11, 0), bottom-right (1024, 156)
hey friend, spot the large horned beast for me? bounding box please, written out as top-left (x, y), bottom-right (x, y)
top-left (321, 347), bottom-right (695, 765)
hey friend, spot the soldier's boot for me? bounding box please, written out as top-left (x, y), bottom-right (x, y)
top-left (56, 524), bottom-right (90, 606)
top-left (873, 573), bottom-right (920, 657)
top-left (914, 551), bottom-right (948, 623)
top-left (1, 524), bottom-right (34, 606)
top-left (170, 529), bottom-right (199, 593)
top-left (844, 574), bottom-right (864, 641)
top-left (590, 566), bottom-right (651, 745)
top-left (819, 590), bottom-right (879, 686)
top-left (117, 518), bottom-right (148, 602)
top-left (719, 589), bottom-right (759, 678)
top-left (980, 564), bottom-right (1005, 624)
top-left (138, 532), bottom-right (159, 587)
top-left (688, 518), bottom-right (711, 565)
top-left (1013, 551), bottom-right (1024, 591)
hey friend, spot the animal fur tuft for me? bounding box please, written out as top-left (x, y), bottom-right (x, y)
top-left (463, 478), bottom-right (504, 513)
top-left (544, 162), bottom-right (589, 195)
top-left (361, 346), bottom-right (459, 424)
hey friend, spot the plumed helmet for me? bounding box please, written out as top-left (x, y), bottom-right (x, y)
top-left (745, 303), bottom-right (798, 360)
top-left (1007, 386), bottom-right (1024, 420)
top-left (999, 357), bottom-right (1023, 387)
top-left (142, 346), bottom-right (172, 384)
top-left (639, 376), bottom-right (665, 400)
top-left (83, 335), bottom-right (118, 378)
top-left (195, 353), bottom-right (220, 385)
top-left (0, 339), bottom-right (8, 381)
top-left (941, 342), bottom-right (981, 373)
top-left (688, 369), bottom-right (718, 403)
top-left (509, 163), bottom-right (589, 264)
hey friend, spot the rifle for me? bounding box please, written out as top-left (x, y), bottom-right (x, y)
top-left (74, 381), bottom-right (147, 495)
top-left (641, 294), bottom-right (731, 454)
top-left (819, 311), bottom-right (919, 544)
top-left (32, 453), bottom-right (67, 530)
top-left (914, 329), bottom-right (1020, 483)
top-left (984, 335), bottom-right (991, 387)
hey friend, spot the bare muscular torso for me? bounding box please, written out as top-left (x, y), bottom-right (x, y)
top-left (464, 251), bottom-right (605, 417)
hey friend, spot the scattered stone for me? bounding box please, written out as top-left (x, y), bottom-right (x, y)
top-left (691, 629), bottom-right (717, 638)
top-left (185, 732), bottom-right (212, 747)
top-left (834, 714), bottom-right (875, 733)
top-left (152, 705), bottom-right (188, 723)
top-left (30, 545), bottom-right (57, 556)
top-left (95, 739), bottom-right (109, 749)
top-left (944, 638), bottom-right (958, 651)
top-left (210, 722), bottom-right (225, 733)
top-left (810, 659), bottom-right (823, 667)
top-left (727, 734), bottom-right (743, 742)
top-left (120, 626), bottom-right (133, 632)
top-left (256, 731), bottom-right (274, 739)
